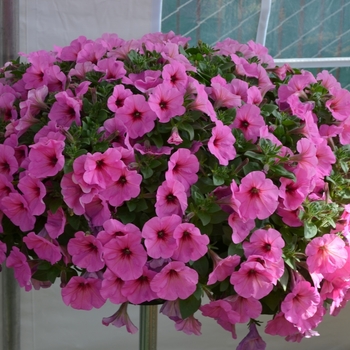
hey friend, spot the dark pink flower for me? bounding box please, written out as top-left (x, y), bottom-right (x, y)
top-left (225, 295), bottom-right (262, 323)
top-left (84, 195), bottom-right (111, 226)
top-left (150, 261), bottom-right (198, 300)
top-left (6, 246), bottom-right (32, 291)
top-left (61, 276), bottom-right (106, 310)
top-left (155, 179), bottom-right (188, 218)
top-left (236, 171), bottom-right (279, 220)
top-left (102, 302), bottom-right (138, 334)
top-left (208, 120), bottom-right (236, 165)
top-left (44, 208), bottom-right (66, 239)
top-left (121, 265), bottom-right (157, 304)
top-left (67, 231), bottom-right (105, 272)
top-left (265, 312), bottom-right (299, 337)
top-left (148, 83), bottom-right (186, 123)
top-left (18, 175), bottom-right (46, 216)
top-left (102, 166), bottom-right (142, 207)
top-left (1, 193), bottom-right (36, 231)
top-left (100, 268), bottom-right (127, 304)
top-left (116, 94), bottom-right (157, 139)
top-left (207, 252), bottom-right (241, 285)
top-left (103, 234), bottom-right (147, 281)
top-left (231, 104), bottom-right (265, 143)
top-left (229, 212), bottom-right (255, 244)
top-left (107, 85), bottom-right (132, 112)
top-left (142, 215), bottom-right (181, 259)
top-left (28, 139), bottom-right (65, 178)
top-left (171, 223), bottom-right (209, 262)
top-left (165, 149), bottom-right (199, 192)
top-left (236, 323), bottom-right (266, 350)
top-left (23, 231), bottom-right (61, 264)
top-left (0, 144), bottom-right (18, 180)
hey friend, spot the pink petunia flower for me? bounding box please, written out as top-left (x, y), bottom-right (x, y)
top-left (225, 295), bottom-right (262, 323)
top-left (121, 265), bottom-right (158, 304)
top-left (142, 215), bottom-right (181, 259)
top-left (28, 138), bottom-right (65, 178)
top-left (23, 231), bottom-right (61, 264)
top-left (102, 302), bottom-right (138, 334)
top-left (175, 315), bottom-right (202, 335)
top-left (236, 323), bottom-right (266, 350)
top-left (150, 261), bottom-right (198, 300)
top-left (236, 171), bottom-right (279, 220)
top-left (208, 120), bottom-right (236, 166)
top-left (94, 57), bottom-right (126, 81)
top-left (100, 268), bottom-right (127, 304)
top-left (44, 208), bottom-right (66, 239)
top-left (103, 234), bottom-right (147, 281)
top-left (148, 83), bottom-right (186, 123)
top-left (107, 85), bottom-right (132, 112)
top-left (155, 179), bottom-right (188, 218)
top-left (243, 228), bottom-right (285, 262)
top-left (115, 94), bottom-right (157, 139)
top-left (67, 231), bottom-right (105, 272)
top-left (230, 260), bottom-right (275, 299)
top-left (167, 127), bottom-right (183, 145)
top-left (1, 193), bottom-right (36, 231)
top-left (61, 276), bottom-right (106, 310)
top-left (165, 149), bottom-right (199, 192)
top-left (171, 223), bottom-right (209, 262)
top-left (6, 246), bottom-right (32, 291)
top-left (305, 233), bottom-right (348, 274)
top-left (231, 104), bottom-right (265, 143)
top-left (0, 144), bottom-right (18, 180)
top-left (84, 194), bottom-right (111, 227)
top-left (229, 212), bottom-right (255, 244)
top-left (162, 60), bottom-right (188, 92)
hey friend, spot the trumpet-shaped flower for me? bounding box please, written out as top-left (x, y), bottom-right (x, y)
top-left (236, 323), bottom-right (266, 350)
top-left (236, 171), bottom-right (279, 220)
top-left (100, 268), bottom-right (127, 304)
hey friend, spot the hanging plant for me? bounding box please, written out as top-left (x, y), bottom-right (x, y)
top-left (1, 31), bottom-right (350, 347)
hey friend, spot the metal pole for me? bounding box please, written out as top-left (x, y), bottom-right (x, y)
top-left (0, 0), bottom-right (20, 65)
top-left (1, 1), bottom-right (21, 349)
top-left (139, 305), bottom-right (158, 350)
top-left (1, 266), bottom-right (21, 350)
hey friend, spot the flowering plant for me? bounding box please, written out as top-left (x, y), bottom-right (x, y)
top-left (1, 31), bottom-right (350, 347)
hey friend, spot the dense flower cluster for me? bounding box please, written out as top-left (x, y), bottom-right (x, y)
top-left (1, 31), bottom-right (350, 347)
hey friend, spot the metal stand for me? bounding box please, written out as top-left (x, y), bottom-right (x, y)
top-left (1, 266), bottom-right (20, 350)
top-left (139, 305), bottom-right (158, 350)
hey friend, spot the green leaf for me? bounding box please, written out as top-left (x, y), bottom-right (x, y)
top-left (179, 294), bottom-right (201, 319)
top-left (191, 256), bottom-right (209, 276)
top-left (141, 167), bottom-right (153, 179)
top-left (304, 222), bottom-right (318, 239)
top-left (269, 164), bottom-right (296, 180)
top-left (180, 123), bottom-right (194, 140)
top-left (219, 278), bottom-right (230, 292)
top-left (244, 151), bottom-right (265, 162)
top-left (196, 210), bottom-right (211, 226)
top-left (228, 242), bottom-right (244, 257)
top-left (278, 268), bottom-right (289, 291)
top-left (213, 175), bottom-right (225, 186)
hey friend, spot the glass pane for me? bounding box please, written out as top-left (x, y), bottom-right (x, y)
top-left (266, 0), bottom-right (350, 59)
top-left (161, 0), bottom-right (261, 46)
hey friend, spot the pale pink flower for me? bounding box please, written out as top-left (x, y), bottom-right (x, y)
top-left (167, 127), bottom-right (183, 145)
top-left (315, 138), bottom-right (336, 177)
top-left (281, 281), bottom-right (320, 325)
top-left (265, 312), bottom-right (299, 337)
top-left (325, 88), bottom-right (350, 121)
top-left (148, 83), bottom-right (186, 123)
top-left (94, 57), bottom-right (126, 81)
top-left (142, 215), bottom-right (181, 259)
top-left (231, 104), bottom-right (265, 143)
top-left (122, 265), bottom-right (157, 304)
top-left (107, 85), bottom-right (132, 112)
top-left (155, 179), bottom-right (188, 218)
top-left (123, 70), bottom-right (162, 92)
top-left (207, 252), bottom-right (241, 285)
top-left (305, 234), bottom-right (348, 274)
top-left (289, 138), bottom-right (318, 176)
top-left (102, 302), bottom-right (138, 334)
top-left (317, 70), bottom-right (341, 92)
top-left (165, 148), bottom-right (199, 192)
top-left (23, 231), bottom-right (61, 264)
top-left (209, 81), bottom-right (241, 109)
top-left (61, 276), bottom-right (106, 310)
top-left (230, 260), bottom-right (275, 299)
top-left (175, 315), bottom-right (202, 335)
top-left (208, 120), bottom-right (236, 165)
top-left (229, 212), bottom-right (255, 244)
top-left (103, 234), bottom-right (147, 281)
top-left (171, 223), bottom-right (209, 262)
top-left (243, 228), bottom-right (285, 262)
top-left (236, 323), bottom-right (266, 350)
top-left (162, 60), bottom-right (188, 92)
top-left (150, 261), bottom-right (198, 300)
top-left (225, 295), bottom-right (262, 323)
top-left (6, 246), bottom-right (32, 291)
top-left (67, 231), bottom-right (104, 272)
top-left (236, 171), bottom-right (279, 220)
top-left (279, 168), bottom-right (310, 210)
top-left (115, 94), bottom-right (157, 139)
top-left (247, 86), bottom-right (263, 105)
